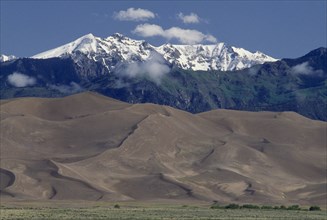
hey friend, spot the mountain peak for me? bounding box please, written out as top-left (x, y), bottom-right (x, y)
top-left (32, 33), bottom-right (98, 59)
top-left (79, 33), bottom-right (96, 40)
top-left (106, 32), bottom-right (142, 43)
top-left (111, 32), bottom-right (125, 38)
top-left (304, 47), bottom-right (327, 57)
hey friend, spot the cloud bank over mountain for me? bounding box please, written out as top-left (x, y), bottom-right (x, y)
top-left (7, 72), bottom-right (36, 87)
top-left (116, 52), bottom-right (170, 84)
top-left (113, 7), bottom-right (214, 44)
top-left (133, 23), bottom-right (216, 44)
top-left (291, 62), bottom-right (323, 75)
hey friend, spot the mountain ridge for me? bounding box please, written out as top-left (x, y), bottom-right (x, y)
top-left (1, 47), bottom-right (326, 121)
top-left (31, 33), bottom-right (277, 72)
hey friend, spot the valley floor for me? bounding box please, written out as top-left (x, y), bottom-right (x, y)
top-left (0, 201), bottom-right (326, 220)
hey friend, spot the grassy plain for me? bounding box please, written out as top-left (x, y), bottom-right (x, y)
top-left (0, 201), bottom-right (326, 220)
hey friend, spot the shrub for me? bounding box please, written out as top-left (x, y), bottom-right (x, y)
top-left (225, 204), bottom-right (240, 209)
top-left (309, 206), bottom-right (321, 211)
top-left (261, 205), bottom-right (273, 210)
top-left (279, 205), bottom-right (287, 210)
top-left (241, 204), bottom-right (260, 209)
top-left (114, 204), bottom-right (120, 209)
top-left (210, 204), bottom-right (222, 209)
top-left (287, 205), bottom-right (301, 210)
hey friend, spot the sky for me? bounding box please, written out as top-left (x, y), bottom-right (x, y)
top-left (1, 0), bottom-right (326, 59)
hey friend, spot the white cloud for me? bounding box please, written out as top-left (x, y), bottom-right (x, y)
top-left (291, 62), bottom-right (323, 75)
top-left (49, 82), bottom-right (84, 94)
top-left (116, 52), bottom-right (170, 84)
top-left (113, 8), bottom-right (156, 21)
top-left (178, 12), bottom-right (200, 24)
top-left (7, 72), bottom-right (36, 87)
top-left (133, 23), bottom-right (217, 44)
top-left (133, 23), bottom-right (164, 37)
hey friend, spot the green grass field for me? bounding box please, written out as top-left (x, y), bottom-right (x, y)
top-left (0, 203), bottom-right (326, 220)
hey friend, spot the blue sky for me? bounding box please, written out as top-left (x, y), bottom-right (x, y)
top-left (1, 1), bottom-right (326, 58)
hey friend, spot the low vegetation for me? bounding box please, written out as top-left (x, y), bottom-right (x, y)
top-left (309, 206), bottom-right (322, 211)
top-left (0, 204), bottom-right (326, 220)
top-left (210, 202), bottom-right (321, 212)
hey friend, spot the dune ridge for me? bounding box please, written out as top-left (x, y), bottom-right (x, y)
top-left (0, 92), bottom-right (326, 205)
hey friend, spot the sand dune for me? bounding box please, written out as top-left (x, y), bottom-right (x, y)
top-left (0, 92), bottom-right (326, 205)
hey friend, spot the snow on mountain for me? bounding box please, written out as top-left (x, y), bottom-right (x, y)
top-left (32, 33), bottom-right (277, 72)
top-left (0, 54), bottom-right (17, 62)
top-left (33, 34), bottom-right (98, 59)
top-left (156, 43), bottom-right (277, 71)
top-left (33, 33), bottom-right (154, 60)
top-left (33, 33), bottom-right (155, 73)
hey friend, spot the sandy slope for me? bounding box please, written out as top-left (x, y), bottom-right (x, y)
top-left (0, 92), bottom-right (326, 205)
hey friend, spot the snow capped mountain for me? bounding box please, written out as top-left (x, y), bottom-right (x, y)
top-left (0, 54), bottom-right (16, 62)
top-left (33, 33), bottom-right (155, 74)
top-left (32, 34), bottom-right (98, 59)
top-left (33, 33), bottom-right (154, 61)
top-left (32, 33), bottom-right (277, 72)
top-left (157, 44), bottom-right (277, 71)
